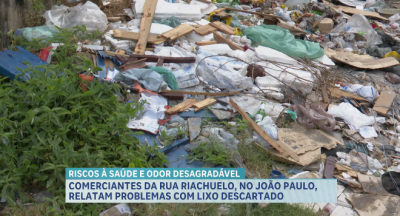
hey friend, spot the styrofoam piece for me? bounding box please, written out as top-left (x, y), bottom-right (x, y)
top-left (195, 19), bottom-right (210, 26)
top-left (191, 2), bottom-right (217, 16)
top-left (251, 86), bottom-right (284, 101)
top-left (114, 22), bottom-right (173, 35)
top-left (255, 46), bottom-right (299, 66)
top-left (255, 76), bottom-right (283, 89)
top-left (173, 65), bottom-right (197, 82)
top-left (104, 30), bottom-right (135, 49)
top-left (184, 31), bottom-right (213, 43)
top-left (178, 77), bottom-right (200, 88)
top-left (135, 0), bottom-right (202, 20)
top-left (313, 54), bottom-right (335, 66)
top-left (198, 44), bottom-right (233, 55)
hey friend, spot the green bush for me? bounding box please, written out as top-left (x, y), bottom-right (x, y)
top-left (0, 61), bottom-right (167, 213)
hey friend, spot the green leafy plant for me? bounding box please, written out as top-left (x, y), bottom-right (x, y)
top-left (186, 140), bottom-right (233, 167)
top-left (0, 27), bottom-right (168, 214)
top-left (24, 0), bottom-right (47, 27)
top-left (160, 126), bottom-right (188, 146)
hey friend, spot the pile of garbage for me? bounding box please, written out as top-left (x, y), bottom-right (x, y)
top-left (4, 0), bottom-right (400, 214)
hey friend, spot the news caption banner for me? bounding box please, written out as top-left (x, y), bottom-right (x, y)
top-left (66, 168), bottom-right (337, 203)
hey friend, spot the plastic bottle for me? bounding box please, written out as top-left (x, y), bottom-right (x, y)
top-left (255, 102), bottom-right (266, 123)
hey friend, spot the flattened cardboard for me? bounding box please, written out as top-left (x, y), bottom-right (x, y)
top-left (373, 90), bottom-right (396, 116)
top-left (347, 194), bottom-right (400, 216)
top-left (325, 49), bottom-right (399, 70)
top-left (254, 142), bottom-right (321, 166)
top-left (277, 128), bottom-right (341, 154)
top-left (357, 173), bottom-right (391, 195)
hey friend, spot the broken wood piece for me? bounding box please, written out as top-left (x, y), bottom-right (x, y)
top-left (325, 48), bottom-right (398, 69)
top-left (161, 90), bottom-right (240, 96)
top-left (209, 21), bottom-right (235, 35)
top-left (165, 99), bottom-right (198, 115)
top-left (107, 17), bottom-right (121, 22)
top-left (193, 97), bottom-right (217, 112)
top-left (113, 30), bottom-right (166, 44)
top-left (194, 24), bottom-right (218, 36)
top-left (179, 100), bottom-right (199, 112)
top-left (373, 90), bottom-right (396, 116)
top-left (213, 8), bottom-right (227, 14)
top-left (103, 51), bottom-right (197, 64)
top-left (321, 85), bottom-right (330, 104)
top-left (195, 41), bottom-right (217, 46)
top-left (119, 58), bottom-right (147, 71)
top-left (213, 32), bottom-right (244, 51)
top-left (134, 0), bottom-right (158, 55)
top-left (224, 7), bottom-right (280, 19)
top-left (230, 99), bottom-right (300, 161)
top-left (160, 24), bottom-right (194, 41)
top-left (328, 86), bottom-right (369, 102)
top-left (213, 12), bottom-right (232, 19)
top-left (254, 142), bottom-right (320, 166)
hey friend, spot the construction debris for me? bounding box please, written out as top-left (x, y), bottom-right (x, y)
top-left (5, 0), bottom-right (400, 214)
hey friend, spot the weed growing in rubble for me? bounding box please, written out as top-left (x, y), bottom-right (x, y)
top-left (23, 0), bottom-right (47, 27)
top-left (187, 139), bottom-right (233, 167)
top-left (0, 31), bottom-right (168, 215)
top-left (160, 126), bottom-right (188, 146)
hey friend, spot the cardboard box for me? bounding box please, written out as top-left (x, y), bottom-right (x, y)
top-left (318, 18), bottom-right (334, 34)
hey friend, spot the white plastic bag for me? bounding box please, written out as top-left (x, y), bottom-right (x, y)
top-left (327, 103), bottom-right (376, 129)
top-left (44, 1), bottom-right (108, 33)
top-left (350, 84), bottom-right (379, 102)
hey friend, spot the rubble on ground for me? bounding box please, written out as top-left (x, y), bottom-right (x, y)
top-left (4, 0), bottom-right (400, 214)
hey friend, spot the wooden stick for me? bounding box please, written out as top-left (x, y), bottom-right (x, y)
top-left (229, 98), bottom-right (300, 161)
top-left (165, 99), bottom-right (198, 115)
top-left (161, 90), bottom-right (240, 96)
top-left (195, 41), bottom-right (217, 46)
top-left (193, 97), bottom-right (217, 112)
top-left (134, 0), bottom-right (158, 55)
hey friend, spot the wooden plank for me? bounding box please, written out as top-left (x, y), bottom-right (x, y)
top-left (193, 97), bottom-right (217, 112)
top-left (113, 30), bottom-right (166, 44)
top-left (230, 98), bottom-right (300, 161)
top-left (328, 86), bottom-right (369, 102)
top-left (161, 90), bottom-right (240, 96)
top-left (194, 24), bottom-right (217, 36)
top-left (209, 21), bottom-right (235, 35)
top-left (195, 41), bottom-right (217, 46)
top-left (213, 8), bottom-right (226, 14)
top-left (321, 85), bottom-right (330, 104)
top-left (165, 99), bottom-right (197, 115)
top-left (213, 32), bottom-right (244, 51)
top-left (160, 24), bottom-right (194, 41)
top-left (373, 90), bottom-right (396, 116)
top-left (179, 100), bottom-right (199, 112)
top-left (134, 0), bottom-right (158, 55)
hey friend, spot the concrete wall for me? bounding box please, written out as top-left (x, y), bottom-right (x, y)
top-left (0, 0), bottom-right (57, 49)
